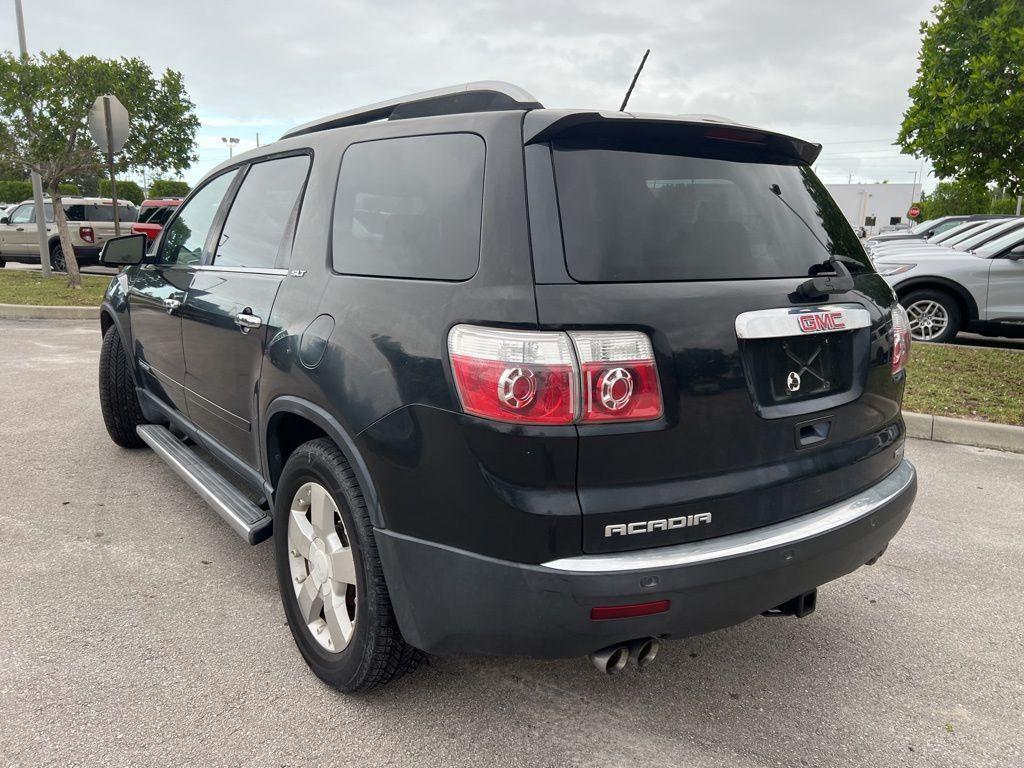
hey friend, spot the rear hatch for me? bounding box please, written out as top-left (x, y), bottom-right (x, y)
top-left (524, 115), bottom-right (907, 554)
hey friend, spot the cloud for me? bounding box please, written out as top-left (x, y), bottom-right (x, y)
top-left (16, 0), bottom-right (936, 186)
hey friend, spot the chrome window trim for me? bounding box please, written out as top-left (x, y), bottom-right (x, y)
top-left (735, 303), bottom-right (871, 339)
top-left (541, 459), bottom-right (915, 573)
top-left (195, 265), bottom-right (289, 276)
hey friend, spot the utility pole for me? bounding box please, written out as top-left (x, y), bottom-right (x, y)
top-left (1017, 195), bottom-right (1022, 216)
top-left (221, 137), bottom-right (239, 158)
top-left (14, 0), bottom-right (51, 276)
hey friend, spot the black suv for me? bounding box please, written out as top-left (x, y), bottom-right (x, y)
top-left (97, 82), bottom-right (917, 691)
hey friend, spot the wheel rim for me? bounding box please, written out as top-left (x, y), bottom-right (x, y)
top-left (905, 299), bottom-right (949, 341)
top-left (51, 248), bottom-right (65, 271)
top-left (287, 482), bottom-right (357, 654)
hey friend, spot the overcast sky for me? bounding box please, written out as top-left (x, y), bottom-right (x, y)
top-left (7, 0), bottom-right (937, 190)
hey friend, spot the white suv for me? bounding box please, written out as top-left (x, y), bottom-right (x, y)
top-left (0, 196), bottom-right (138, 270)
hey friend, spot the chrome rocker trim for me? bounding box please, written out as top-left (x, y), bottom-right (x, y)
top-left (542, 459), bottom-right (915, 573)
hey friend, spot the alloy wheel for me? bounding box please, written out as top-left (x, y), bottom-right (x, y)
top-left (904, 299), bottom-right (949, 342)
top-left (286, 482), bottom-right (358, 653)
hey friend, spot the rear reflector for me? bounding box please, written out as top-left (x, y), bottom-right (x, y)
top-left (448, 325), bottom-right (663, 426)
top-left (590, 600), bottom-right (670, 621)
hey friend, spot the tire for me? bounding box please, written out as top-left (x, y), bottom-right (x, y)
top-left (274, 438), bottom-right (424, 692)
top-left (900, 289), bottom-right (962, 343)
top-left (49, 241), bottom-right (66, 272)
top-left (98, 325), bottom-right (148, 448)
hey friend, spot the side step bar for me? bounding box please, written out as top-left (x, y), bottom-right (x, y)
top-left (136, 424), bottom-right (272, 544)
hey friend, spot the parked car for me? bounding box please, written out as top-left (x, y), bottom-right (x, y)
top-left (866, 214), bottom-right (1005, 247)
top-left (132, 197), bottom-right (182, 244)
top-left (0, 196), bottom-right (138, 270)
top-left (875, 223), bottom-right (1024, 342)
top-left (868, 217), bottom-right (1020, 259)
top-left (96, 82), bottom-right (917, 692)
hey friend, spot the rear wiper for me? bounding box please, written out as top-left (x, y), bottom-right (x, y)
top-left (796, 256), bottom-right (855, 300)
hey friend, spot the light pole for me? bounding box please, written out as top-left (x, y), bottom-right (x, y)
top-left (14, 0), bottom-right (51, 277)
top-left (221, 137), bottom-right (239, 158)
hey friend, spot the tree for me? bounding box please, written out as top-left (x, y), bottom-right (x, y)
top-left (99, 178), bottom-right (144, 205)
top-left (0, 50), bottom-right (198, 286)
top-left (898, 1), bottom-right (1024, 195)
top-left (149, 179), bottom-right (190, 198)
top-left (916, 178), bottom-right (992, 219)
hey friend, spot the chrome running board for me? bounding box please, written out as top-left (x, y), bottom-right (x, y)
top-left (136, 424), bottom-right (272, 544)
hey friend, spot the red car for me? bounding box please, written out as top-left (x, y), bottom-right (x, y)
top-left (132, 198), bottom-right (182, 243)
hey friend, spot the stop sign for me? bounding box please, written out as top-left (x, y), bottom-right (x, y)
top-left (908, 206), bottom-right (921, 218)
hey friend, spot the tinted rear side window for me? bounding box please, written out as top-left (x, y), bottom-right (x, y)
top-left (332, 133), bottom-right (484, 280)
top-left (80, 204), bottom-right (138, 223)
top-left (552, 145), bottom-right (869, 282)
top-left (214, 155), bottom-right (310, 270)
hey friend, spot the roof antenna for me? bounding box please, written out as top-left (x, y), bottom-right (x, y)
top-left (619, 49), bottom-right (651, 112)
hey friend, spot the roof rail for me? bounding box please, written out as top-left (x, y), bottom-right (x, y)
top-left (281, 81), bottom-right (543, 139)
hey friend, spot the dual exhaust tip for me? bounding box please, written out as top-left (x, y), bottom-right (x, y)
top-left (588, 637), bottom-right (659, 675)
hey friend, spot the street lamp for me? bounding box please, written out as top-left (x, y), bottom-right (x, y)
top-left (14, 0), bottom-right (51, 277)
top-left (221, 137), bottom-right (240, 158)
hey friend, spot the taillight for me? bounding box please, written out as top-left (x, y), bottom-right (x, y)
top-left (79, 226), bottom-right (95, 244)
top-left (891, 304), bottom-right (911, 375)
top-left (448, 326), bottom-right (577, 425)
top-left (447, 325), bottom-right (662, 425)
top-left (570, 331), bottom-right (663, 423)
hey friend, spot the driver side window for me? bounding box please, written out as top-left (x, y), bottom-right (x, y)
top-left (158, 170), bottom-right (238, 266)
top-left (9, 204), bottom-right (32, 224)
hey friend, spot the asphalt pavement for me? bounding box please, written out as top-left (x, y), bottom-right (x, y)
top-left (0, 319), bottom-right (1021, 768)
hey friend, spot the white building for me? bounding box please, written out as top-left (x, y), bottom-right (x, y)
top-left (825, 183), bottom-right (922, 235)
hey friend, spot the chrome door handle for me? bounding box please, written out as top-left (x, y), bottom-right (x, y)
top-left (234, 311), bottom-right (263, 333)
top-left (163, 298), bottom-right (181, 314)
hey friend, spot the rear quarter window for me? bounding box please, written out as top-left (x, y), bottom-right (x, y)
top-left (331, 133), bottom-right (485, 280)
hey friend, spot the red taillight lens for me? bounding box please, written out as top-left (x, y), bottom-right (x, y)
top-left (448, 326), bottom-right (663, 425)
top-left (571, 331), bottom-right (663, 423)
top-left (79, 226), bottom-right (95, 244)
top-left (448, 326), bottom-right (576, 424)
top-left (891, 304), bottom-right (911, 375)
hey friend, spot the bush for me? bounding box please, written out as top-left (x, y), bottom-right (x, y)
top-left (98, 179), bottom-right (143, 205)
top-left (148, 179), bottom-right (190, 198)
top-left (0, 180), bottom-right (78, 203)
top-left (0, 179), bottom-right (31, 203)
top-left (989, 196), bottom-right (1020, 215)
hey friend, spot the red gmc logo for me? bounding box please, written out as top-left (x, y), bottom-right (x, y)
top-left (798, 311), bottom-right (846, 333)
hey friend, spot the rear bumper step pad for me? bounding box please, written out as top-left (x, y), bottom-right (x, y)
top-left (136, 424), bottom-right (272, 544)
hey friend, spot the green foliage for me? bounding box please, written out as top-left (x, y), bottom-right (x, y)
top-left (914, 179), bottom-right (1021, 219)
top-left (0, 179), bottom-right (30, 203)
top-left (898, 1), bottom-right (1024, 194)
top-left (148, 178), bottom-right (190, 198)
top-left (0, 180), bottom-right (77, 202)
top-left (98, 178), bottom-right (144, 205)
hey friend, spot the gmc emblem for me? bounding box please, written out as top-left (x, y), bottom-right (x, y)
top-left (798, 311), bottom-right (846, 333)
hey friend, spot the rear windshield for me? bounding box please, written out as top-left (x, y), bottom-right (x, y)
top-left (138, 206), bottom-right (175, 225)
top-left (552, 145), bottom-right (870, 282)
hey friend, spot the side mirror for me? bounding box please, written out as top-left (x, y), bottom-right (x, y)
top-left (1007, 245), bottom-right (1024, 261)
top-left (0, 217), bottom-right (9, 225)
top-left (100, 233), bottom-right (147, 266)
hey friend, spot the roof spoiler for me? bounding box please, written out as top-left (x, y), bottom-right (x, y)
top-left (523, 110), bottom-right (823, 165)
top-left (282, 81), bottom-right (543, 139)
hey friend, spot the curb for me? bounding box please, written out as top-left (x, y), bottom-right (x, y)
top-left (0, 303), bottom-right (99, 320)
top-left (905, 411), bottom-right (1024, 455)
